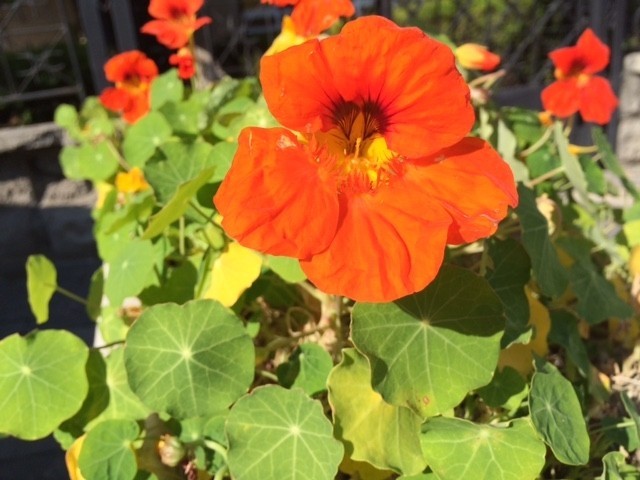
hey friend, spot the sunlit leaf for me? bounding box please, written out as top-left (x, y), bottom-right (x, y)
top-left (124, 300), bottom-right (254, 418)
top-left (327, 349), bottom-right (426, 475)
top-left (351, 265), bottom-right (504, 417)
top-left (278, 343), bottom-right (333, 396)
top-left (497, 120), bottom-right (529, 182)
top-left (0, 330), bottom-right (89, 439)
top-left (529, 360), bottom-right (589, 465)
top-left (150, 69), bottom-right (184, 110)
top-left (104, 240), bottom-right (157, 307)
top-left (265, 255), bottom-right (306, 283)
top-left (78, 419), bottom-right (139, 480)
top-left (122, 112), bottom-right (172, 168)
top-left (26, 254), bottom-right (57, 324)
top-left (161, 99), bottom-right (206, 135)
top-left (226, 385), bottom-right (343, 480)
top-left (420, 417), bottom-right (546, 480)
top-left (60, 143), bottom-right (119, 181)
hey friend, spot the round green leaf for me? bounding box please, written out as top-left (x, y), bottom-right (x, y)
top-left (421, 417), bottom-right (546, 480)
top-left (122, 112), bottom-right (172, 168)
top-left (124, 300), bottom-right (254, 418)
top-left (277, 343), bottom-right (333, 396)
top-left (226, 385), bottom-right (343, 480)
top-left (327, 349), bottom-right (426, 475)
top-left (104, 240), bottom-right (157, 307)
top-left (150, 69), bottom-right (184, 110)
top-left (351, 266), bottom-right (505, 417)
top-left (60, 142), bottom-right (119, 181)
top-left (0, 330), bottom-right (89, 439)
top-left (78, 419), bottom-right (140, 480)
top-left (529, 360), bottom-right (590, 465)
top-left (26, 254), bottom-right (57, 324)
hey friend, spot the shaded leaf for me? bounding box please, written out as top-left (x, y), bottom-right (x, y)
top-left (278, 343), bottom-right (333, 396)
top-left (477, 366), bottom-right (528, 412)
top-left (548, 310), bottom-right (590, 377)
top-left (593, 127), bottom-right (639, 200)
top-left (598, 451), bottom-right (640, 480)
top-left (78, 419), bottom-right (139, 480)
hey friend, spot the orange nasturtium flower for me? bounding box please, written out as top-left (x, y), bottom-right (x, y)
top-left (169, 47), bottom-right (196, 79)
top-left (99, 51), bottom-right (158, 124)
top-left (141, 0), bottom-right (212, 49)
top-left (214, 16), bottom-right (518, 302)
top-left (455, 43), bottom-right (501, 71)
top-left (541, 28), bottom-right (618, 125)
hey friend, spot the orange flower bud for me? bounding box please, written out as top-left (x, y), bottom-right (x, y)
top-left (455, 43), bottom-right (500, 71)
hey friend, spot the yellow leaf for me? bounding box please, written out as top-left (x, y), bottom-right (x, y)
top-left (204, 243), bottom-right (262, 307)
top-left (65, 435), bottom-right (86, 480)
top-left (94, 181), bottom-right (113, 209)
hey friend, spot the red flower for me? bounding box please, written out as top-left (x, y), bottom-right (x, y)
top-left (214, 16), bottom-right (517, 302)
top-left (262, 0), bottom-right (354, 36)
top-left (141, 0), bottom-right (212, 49)
top-left (169, 47), bottom-right (196, 79)
top-left (541, 28), bottom-right (618, 124)
top-left (99, 51), bottom-right (158, 124)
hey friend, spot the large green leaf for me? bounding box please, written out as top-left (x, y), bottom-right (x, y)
top-left (124, 300), bottom-right (254, 418)
top-left (420, 417), bottom-right (546, 480)
top-left (150, 69), bottom-right (184, 110)
top-left (226, 385), bottom-right (343, 480)
top-left (277, 343), bottom-right (333, 396)
top-left (516, 185), bottom-right (569, 297)
top-left (0, 330), bottom-right (89, 439)
top-left (104, 239), bottom-right (157, 307)
top-left (529, 360), bottom-right (590, 465)
top-left (327, 349), bottom-right (425, 475)
top-left (351, 265), bottom-right (504, 417)
top-left (60, 143), bottom-right (119, 181)
top-left (141, 167), bottom-right (215, 239)
top-left (78, 419), bottom-right (140, 480)
top-left (122, 112), bottom-right (172, 168)
top-left (26, 254), bottom-right (57, 324)
top-left (487, 239), bottom-right (531, 347)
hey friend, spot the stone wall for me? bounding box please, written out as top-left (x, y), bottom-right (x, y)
top-left (617, 52), bottom-right (640, 185)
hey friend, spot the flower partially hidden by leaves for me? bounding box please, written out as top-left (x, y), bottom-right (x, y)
top-left (541, 28), bottom-right (618, 125)
top-left (116, 167), bottom-right (150, 194)
top-left (99, 51), bottom-right (158, 124)
top-left (214, 16), bottom-right (518, 302)
top-left (65, 435), bottom-right (86, 480)
top-left (169, 47), bottom-right (196, 79)
top-left (157, 434), bottom-right (186, 467)
top-left (455, 43), bottom-right (500, 71)
top-left (263, 0), bottom-right (355, 55)
top-left (141, 0), bottom-right (212, 49)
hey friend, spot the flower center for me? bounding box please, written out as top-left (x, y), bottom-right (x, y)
top-left (315, 101), bottom-right (400, 191)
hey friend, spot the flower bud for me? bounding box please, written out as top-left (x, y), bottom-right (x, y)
top-left (455, 43), bottom-right (500, 71)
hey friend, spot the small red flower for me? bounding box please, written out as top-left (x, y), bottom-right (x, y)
top-left (541, 28), bottom-right (618, 125)
top-left (214, 16), bottom-right (517, 302)
top-left (262, 0), bottom-right (354, 36)
top-left (99, 50), bottom-right (158, 123)
top-left (169, 47), bottom-right (196, 79)
top-left (141, 0), bottom-right (212, 49)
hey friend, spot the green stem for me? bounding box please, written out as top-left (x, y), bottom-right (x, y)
top-left (256, 369), bottom-right (278, 382)
top-left (214, 465), bottom-right (229, 480)
top-left (179, 216), bottom-right (185, 256)
top-left (188, 201), bottom-right (215, 223)
top-left (55, 285), bottom-right (88, 305)
top-left (106, 140), bottom-right (132, 171)
top-left (526, 165), bottom-right (565, 188)
top-left (519, 126), bottom-right (553, 158)
top-left (204, 440), bottom-right (228, 463)
top-left (590, 420), bottom-right (635, 434)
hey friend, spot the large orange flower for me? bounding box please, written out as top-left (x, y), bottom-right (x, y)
top-left (541, 28), bottom-right (618, 125)
top-left (262, 0), bottom-right (354, 36)
top-left (214, 16), bottom-right (518, 302)
top-left (99, 51), bottom-right (158, 124)
top-left (141, 0), bottom-right (212, 49)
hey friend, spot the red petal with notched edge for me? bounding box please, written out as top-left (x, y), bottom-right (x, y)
top-left (579, 76), bottom-right (618, 125)
top-left (214, 127), bottom-right (340, 259)
top-left (541, 78), bottom-right (581, 118)
top-left (301, 169), bottom-right (453, 303)
top-left (416, 137), bottom-right (518, 245)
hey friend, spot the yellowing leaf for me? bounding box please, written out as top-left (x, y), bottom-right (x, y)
top-left (499, 287), bottom-right (551, 376)
top-left (65, 435), bottom-right (87, 480)
top-left (94, 181), bottom-right (113, 209)
top-left (204, 243), bottom-right (262, 306)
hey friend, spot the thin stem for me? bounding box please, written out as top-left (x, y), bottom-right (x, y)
top-left (519, 126), bottom-right (553, 158)
top-left (256, 369), bottom-right (278, 382)
top-left (188, 201), bottom-right (214, 223)
top-left (204, 439), bottom-right (228, 463)
top-left (213, 465), bottom-right (229, 480)
top-left (179, 216), bottom-right (185, 256)
top-left (55, 285), bottom-right (88, 305)
top-left (106, 140), bottom-right (132, 171)
top-left (526, 166), bottom-right (565, 188)
top-left (468, 69), bottom-right (506, 89)
top-left (590, 420), bottom-right (635, 434)
top-left (93, 340), bottom-right (125, 350)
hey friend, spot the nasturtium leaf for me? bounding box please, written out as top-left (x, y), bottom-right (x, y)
top-left (161, 100), bottom-right (206, 135)
top-left (26, 254), bottom-right (57, 324)
top-left (497, 120), bottom-right (529, 182)
top-left (580, 155), bottom-right (607, 195)
top-left (278, 343), bottom-right (333, 396)
top-left (327, 349), bottom-right (426, 475)
top-left (203, 242), bottom-right (262, 307)
top-left (150, 69), bottom-right (184, 110)
top-left (420, 417), bottom-right (546, 480)
top-left (104, 239), bottom-right (157, 307)
top-left (351, 265), bottom-right (505, 417)
top-left (503, 107), bottom-right (545, 148)
top-left (598, 451), bottom-right (640, 480)
top-left (226, 96), bottom-right (278, 141)
top-left (487, 239), bottom-right (531, 347)
top-left (529, 360), bottom-right (590, 465)
top-left (55, 104), bottom-right (82, 140)
top-left (122, 112), bottom-right (172, 168)
top-left (208, 76), bottom-right (241, 111)
top-left (103, 191), bottom-right (155, 235)
top-left (124, 300), bottom-right (254, 418)
top-left (516, 185), bottom-right (569, 297)
top-left (554, 122), bottom-right (589, 197)
top-left (477, 366), bottom-right (528, 412)
top-left (265, 255), bottom-right (306, 283)
top-left (226, 385), bottom-right (343, 480)
top-left (569, 262), bottom-right (632, 325)
top-left (0, 330), bottom-right (89, 439)
top-left (60, 143), bottom-right (119, 181)
top-left (526, 146), bottom-right (560, 179)
top-left (78, 419), bottom-right (139, 480)
top-left (141, 167), bottom-right (215, 239)
top-left (548, 311), bottom-right (590, 377)
top-left (621, 391), bottom-right (640, 442)
top-left (140, 261), bottom-right (198, 305)
top-left (86, 267), bottom-right (104, 320)
top-left (593, 127), bottom-right (639, 200)
top-left (209, 140), bottom-right (237, 183)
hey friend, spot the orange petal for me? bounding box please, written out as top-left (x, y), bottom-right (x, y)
top-left (416, 137), bottom-right (518, 245)
top-left (104, 50), bottom-right (157, 83)
top-left (100, 87), bottom-right (130, 112)
top-left (575, 28), bottom-right (610, 74)
top-left (214, 127), bottom-right (340, 258)
top-left (149, 0), bottom-right (204, 19)
top-left (541, 79), bottom-right (580, 118)
top-left (122, 94), bottom-right (150, 124)
top-left (301, 167), bottom-right (452, 302)
top-left (579, 76), bottom-right (618, 125)
top-left (141, 20), bottom-right (191, 49)
top-left (455, 43), bottom-right (501, 71)
top-left (290, 0), bottom-right (355, 36)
